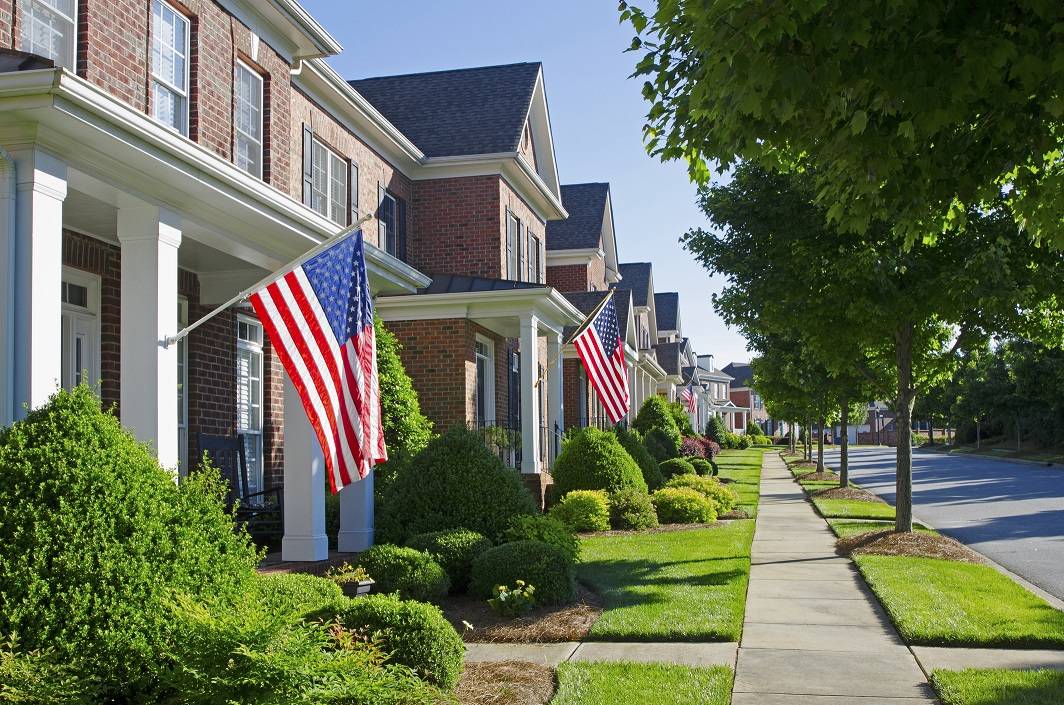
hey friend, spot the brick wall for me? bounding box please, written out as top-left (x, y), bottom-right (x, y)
top-left (547, 263), bottom-right (590, 292)
top-left (562, 358), bottom-right (591, 429)
top-left (411, 175), bottom-right (501, 278)
top-left (501, 178), bottom-right (547, 284)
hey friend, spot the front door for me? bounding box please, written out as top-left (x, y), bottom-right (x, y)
top-left (60, 269), bottom-right (100, 392)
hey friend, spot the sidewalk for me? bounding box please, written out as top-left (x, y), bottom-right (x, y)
top-left (732, 452), bottom-right (937, 703)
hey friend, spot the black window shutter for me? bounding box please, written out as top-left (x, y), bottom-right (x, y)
top-left (377, 184), bottom-right (387, 247)
top-left (302, 125), bottom-right (314, 206)
top-left (517, 221), bottom-right (524, 281)
top-left (348, 162), bottom-right (358, 225)
top-left (397, 196), bottom-right (407, 261)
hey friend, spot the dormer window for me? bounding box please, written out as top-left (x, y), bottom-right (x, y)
top-left (20, 0), bottom-right (77, 70)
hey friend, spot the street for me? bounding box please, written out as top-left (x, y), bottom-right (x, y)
top-left (823, 446), bottom-right (1064, 601)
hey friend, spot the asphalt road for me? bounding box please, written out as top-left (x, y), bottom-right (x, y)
top-left (822, 446), bottom-right (1064, 601)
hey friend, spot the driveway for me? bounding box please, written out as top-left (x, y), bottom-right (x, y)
top-left (822, 446), bottom-right (1064, 602)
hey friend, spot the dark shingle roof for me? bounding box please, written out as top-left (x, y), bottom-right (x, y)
top-left (655, 292), bottom-right (679, 331)
top-left (419, 274), bottom-right (544, 294)
top-left (349, 63), bottom-right (541, 158)
top-left (722, 362), bottom-right (753, 388)
top-left (612, 262), bottom-right (652, 307)
top-left (547, 183), bottom-right (609, 251)
top-left (0, 48), bottom-right (54, 73)
top-left (561, 290), bottom-right (630, 342)
top-left (653, 341), bottom-right (681, 376)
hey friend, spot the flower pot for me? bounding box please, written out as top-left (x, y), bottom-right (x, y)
top-left (339, 578), bottom-right (374, 598)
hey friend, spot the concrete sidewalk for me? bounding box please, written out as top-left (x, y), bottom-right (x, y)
top-left (733, 453), bottom-right (937, 703)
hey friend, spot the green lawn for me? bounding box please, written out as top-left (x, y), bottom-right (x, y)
top-left (855, 555), bottom-right (1064, 647)
top-left (715, 448), bottom-right (765, 517)
top-left (812, 497), bottom-right (896, 519)
top-left (827, 519), bottom-right (932, 538)
top-left (579, 522), bottom-right (755, 641)
top-left (551, 662), bottom-right (732, 705)
top-left (932, 669), bottom-right (1064, 705)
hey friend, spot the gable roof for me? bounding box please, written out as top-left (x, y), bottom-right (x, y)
top-left (655, 292), bottom-right (680, 331)
top-left (613, 262), bottom-right (653, 307)
top-left (349, 63), bottom-right (541, 159)
top-left (722, 362), bottom-right (753, 388)
top-left (653, 341), bottom-right (682, 376)
top-left (547, 183), bottom-right (609, 251)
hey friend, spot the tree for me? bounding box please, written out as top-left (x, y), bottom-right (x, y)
top-left (621, 0), bottom-right (1064, 247)
top-left (688, 164), bottom-right (1064, 531)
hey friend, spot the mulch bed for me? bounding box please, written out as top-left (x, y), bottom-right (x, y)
top-left (454, 661), bottom-right (555, 705)
top-left (441, 584), bottom-right (602, 643)
top-left (720, 508), bottom-right (751, 520)
top-left (813, 486), bottom-right (885, 503)
top-left (796, 471), bottom-right (840, 482)
top-left (837, 530), bottom-right (985, 563)
top-left (788, 461), bottom-right (819, 469)
top-left (585, 521), bottom-right (728, 537)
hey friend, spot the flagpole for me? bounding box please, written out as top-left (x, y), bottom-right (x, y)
top-left (163, 213), bottom-right (374, 348)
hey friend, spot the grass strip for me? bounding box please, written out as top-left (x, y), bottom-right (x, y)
top-left (551, 662), bottom-right (732, 705)
top-left (812, 497), bottom-right (895, 519)
top-left (579, 522), bottom-right (754, 641)
top-left (855, 555), bottom-right (1064, 647)
top-left (715, 448), bottom-right (764, 517)
top-left (932, 668), bottom-right (1064, 705)
top-left (827, 519), bottom-right (932, 538)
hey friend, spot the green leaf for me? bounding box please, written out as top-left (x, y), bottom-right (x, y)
top-left (851, 110), bottom-right (868, 135)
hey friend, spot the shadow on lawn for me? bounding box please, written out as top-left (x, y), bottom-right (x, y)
top-left (579, 557), bottom-right (747, 594)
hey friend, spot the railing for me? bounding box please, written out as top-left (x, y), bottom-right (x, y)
top-left (568, 416), bottom-right (615, 431)
top-left (469, 420), bottom-right (563, 469)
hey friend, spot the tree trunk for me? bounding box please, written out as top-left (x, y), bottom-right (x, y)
top-left (840, 399), bottom-right (850, 488)
top-left (895, 323), bottom-right (916, 533)
top-left (1017, 416), bottom-right (1022, 452)
top-left (976, 419), bottom-right (981, 449)
top-left (928, 423), bottom-right (935, 445)
top-left (804, 415), bottom-right (812, 461)
top-left (817, 415), bottom-right (826, 472)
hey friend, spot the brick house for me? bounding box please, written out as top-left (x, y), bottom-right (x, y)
top-left (612, 262), bottom-right (668, 408)
top-left (722, 361), bottom-right (767, 432)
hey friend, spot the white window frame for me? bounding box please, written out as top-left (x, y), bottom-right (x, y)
top-left (528, 232), bottom-right (540, 283)
top-left (506, 212), bottom-right (519, 280)
top-left (379, 190), bottom-right (397, 255)
top-left (151, 0), bottom-right (190, 136)
top-left (59, 267), bottom-right (100, 392)
top-left (310, 137), bottom-right (347, 225)
top-left (474, 335), bottom-right (496, 425)
top-left (236, 316), bottom-right (264, 495)
top-left (20, 0), bottom-right (77, 70)
top-left (234, 60), bottom-right (264, 178)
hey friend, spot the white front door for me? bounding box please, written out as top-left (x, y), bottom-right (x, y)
top-left (60, 269), bottom-right (100, 392)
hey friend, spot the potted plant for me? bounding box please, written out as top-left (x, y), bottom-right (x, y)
top-left (325, 562), bottom-right (374, 598)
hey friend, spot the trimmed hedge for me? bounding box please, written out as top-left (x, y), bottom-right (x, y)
top-left (377, 427), bottom-right (537, 543)
top-left (404, 529), bottom-right (492, 592)
top-left (322, 594), bottom-right (464, 690)
top-left (607, 488), bottom-right (659, 530)
top-left (689, 458), bottom-right (715, 477)
top-left (652, 487), bottom-right (718, 523)
top-left (551, 427), bottom-right (647, 496)
top-left (659, 457), bottom-right (697, 480)
top-left (502, 515), bottom-right (580, 564)
top-left (667, 401), bottom-right (696, 435)
top-left (679, 435), bottom-right (707, 458)
top-left (664, 475), bottom-right (738, 515)
top-left (355, 545), bottom-right (450, 602)
top-left (254, 573), bottom-right (344, 618)
top-left (548, 490), bottom-right (611, 532)
top-left (633, 396), bottom-right (680, 436)
top-left (644, 425), bottom-right (682, 461)
top-left (613, 427), bottom-right (664, 490)
top-left (469, 540), bottom-right (575, 605)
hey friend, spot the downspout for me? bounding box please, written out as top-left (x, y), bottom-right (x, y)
top-left (0, 147), bottom-right (15, 427)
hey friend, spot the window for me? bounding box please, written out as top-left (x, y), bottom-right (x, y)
top-left (506, 212), bottom-right (519, 279)
top-left (151, 0), bottom-right (190, 135)
top-left (528, 233), bottom-right (540, 283)
top-left (378, 190), bottom-right (397, 254)
top-left (236, 317), bottom-right (264, 495)
top-left (474, 337), bottom-right (495, 425)
top-left (310, 138), bottom-right (347, 225)
top-left (20, 0), bottom-right (76, 70)
top-left (60, 268), bottom-right (99, 393)
top-left (234, 61), bottom-right (264, 177)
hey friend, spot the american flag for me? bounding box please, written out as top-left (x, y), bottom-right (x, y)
top-left (249, 231), bottom-right (386, 494)
top-left (572, 293), bottom-right (630, 424)
top-left (681, 380), bottom-right (696, 413)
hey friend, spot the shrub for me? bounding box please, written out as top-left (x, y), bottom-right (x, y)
top-left (652, 487), bottom-right (718, 523)
top-left (404, 528), bottom-right (492, 591)
top-left (667, 401), bottom-right (696, 435)
top-left (746, 420), bottom-right (763, 436)
top-left (502, 515), bottom-right (580, 563)
top-left (607, 488), bottom-right (659, 530)
top-left (659, 457), bottom-right (697, 480)
top-left (664, 475), bottom-right (738, 515)
top-left (548, 490), bottom-right (611, 532)
top-left (254, 573), bottom-right (344, 618)
top-left (377, 427), bottom-right (536, 543)
top-left (469, 540), bottom-right (575, 605)
top-left (700, 438), bottom-right (722, 459)
top-left (551, 427), bottom-right (647, 496)
top-left (355, 545), bottom-right (450, 602)
top-left (689, 458), bottom-right (715, 476)
top-left (679, 435), bottom-right (707, 458)
top-left (738, 435), bottom-right (753, 449)
top-left (322, 594), bottom-right (464, 690)
top-left (633, 396), bottom-right (680, 436)
top-left (0, 639), bottom-right (95, 705)
top-left (0, 387), bottom-right (260, 701)
top-left (705, 416), bottom-right (729, 446)
top-left (723, 431), bottom-right (743, 449)
top-left (644, 425), bottom-right (682, 461)
top-left (614, 427), bottom-right (664, 489)
top-left (488, 581), bottom-right (536, 618)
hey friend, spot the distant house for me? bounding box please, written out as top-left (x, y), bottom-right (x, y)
top-left (722, 362), bottom-right (768, 432)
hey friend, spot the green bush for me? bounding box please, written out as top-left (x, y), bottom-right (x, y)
top-left (659, 457), bottom-right (697, 480)
top-left (689, 458), bottom-right (715, 476)
top-left (254, 573), bottom-right (344, 618)
top-left (322, 594), bottom-right (464, 690)
top-left (651, 487), bottom-right (718, 524)
top-left (0, 387), bottom-right (260, 701)
top-left (164, 595), bottom-right (441, 704)
top-left (404, 528), bottom-right (492, 592)
top-left (664, 475), bottom-right (738, 515)
top-left (738, 435), bottom-right (753, 449)
top-left (725, 431), bottom-right (743, 449)
top-left (469, 540), bottom-right (575, 605)
top-left (551, 426), bottom-right (647, 496)
top-left (633, 396), bottom-right (680, 436)
top-left (667, 401), bottom-right (696, 435)
top-left (355, 545), bottom-right (450, 602)
top-left (502, 515), bottom-right (580, 564)
top-left (377, 427), bottom-right (536, 543)
top-left (705, 416), bottom-right (729, 446)
top-left (607, 489), bottom-right (659, 530)
top-left (613, 427), bottom-right (664, 489)
top-left (643, 425), bottom-right (682, 461)
top-left (548, 490), bottom-right (611, 532)
top-left (0, 639), bottom-right (95, 705)
top-left (746, 420), bottom-right (763, 436)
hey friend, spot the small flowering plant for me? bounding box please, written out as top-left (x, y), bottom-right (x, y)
top-left (486, 580), bottom-right (536, 618)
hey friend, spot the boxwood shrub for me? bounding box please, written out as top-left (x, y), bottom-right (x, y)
top-left (651, 487), bottom-right (718, 524)
top-left (689, 458), bottom-right (715, 476)
top-left (632, 396), bottom-right (680, 436)
top-left (355, 545), bottom-right (450, 602)
top-left (501, 515), bottom-right (580, 564)
top-left (607, 488), bottom-right (659, 530)
top-left (659, 457), bottom-right (697, 480)
top-left (404, 528), bottom-right (492, 592)
top-left (254, 573), bottom-right (344, 618)
top-left (547, 490), bottom-right (610, 532)
top-left (551, 427), bottom-right (647, 496)
top-left (377, 427), bottom-right (536, 543)
top-left (644, 425), bottom-right (682, 461)
top-left (469, 540), bottom-right (575, 605)
top-left (613, 427), bottom-right (664, 490)
top-left (664, 475), bottom-right (739, 515)
top-left (321, 594), bottom-right (464, 690)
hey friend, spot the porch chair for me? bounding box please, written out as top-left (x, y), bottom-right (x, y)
top-left (196, 433), bottom-right (284, 539)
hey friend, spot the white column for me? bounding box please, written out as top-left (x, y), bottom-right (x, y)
top-left (282, 372), bottom-right (329, 561)
top-left (117, 205), bottom-right (181, 470)
top-left (520, 313), bottom-right (540, 474)
top-left (546, 333), bottom-right (563, 463)
top-left (11, 148), bottom-right (66, 420)
top-left (0, 148), bottom-right (15, 427)
top-left (337, 472), bottom-right (374, 552)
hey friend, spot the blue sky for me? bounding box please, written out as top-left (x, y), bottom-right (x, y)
top-left (300, 0), bottom-right (751, 365)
